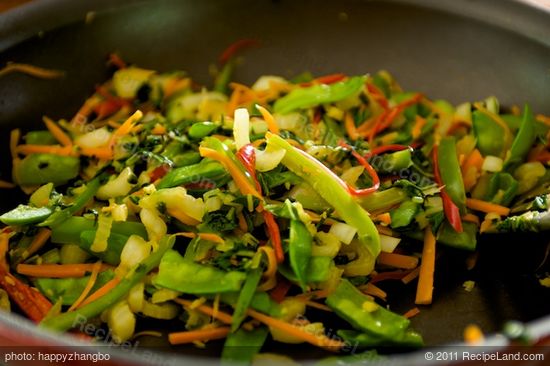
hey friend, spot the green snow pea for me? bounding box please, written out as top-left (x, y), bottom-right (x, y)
top-left (35, 270), bottom-right (115, 305)
top-left (0, 205), bottom-right (52, 226)
top-left (79, 231), bottom-right (129, 266)
top-left (504, 105), bottom-right (536, 170)
top-left (219, 292), bottom-right (280, 317)
top-left (437, 221), bottom-right (477, 251)
top-left (358, 187), bottom-right (408, 212)
top-left (232, 267), bottom-right (263, 332)
top-left (438, 137), bottom-right (466, 213)
top-left (41, 235), bottom-right (175, 332)
top-left (153, 249), bottom-right (246, 294)
top-left (372, 149), bottom-right (413, 174)
top-left (284, 201), bottom-right (313, 290)
top-left (278, 256), bottom-right (333, 284)
top-left (157, 159), bottom-right (228, 189)
top-left (337, 329), bottom-right (423, 348)
top-left (16, 154), bottom-right (80, 186)
top-left (325, 279), bottom-right (409, 339)
top-left (221, 327), bottom-right (268, 365)
top-left (273, 76), bottom-right (367, 114)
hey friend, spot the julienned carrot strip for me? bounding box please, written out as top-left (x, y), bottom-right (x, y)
top-left (462, 213), bottom-right (480, 226)
top-left (0, 63), bottom-right (64, 79)
top-left (412, 115), bottom-right (427, 140)
top-left (10, 129), bottom-right (20, 159)
top-left (370, 270), bottom-right (409, 284)
top-left (0, 180), bottom-right (15, 189)
top-left (401, 266), bottom-right (421, 284)
top-left (462, 149), bottom-right (484, 171)
top-left (403, 307), bottom-right (420, 319)
top-left (304, 301), bottom-right (333, 312)
top-left (113, 111), bottom-right (143, 137)
top-left (246, 308), bottom-right (344, 350)
top-left (77, 277), bottom-right (120, 308)
top-left (366, 83), bottom-right (389, 110)
top-left (344, 113), bottom-right (360, 140)
top-left (169, 326), bottom-right (231, 345)
top-left (79, 147), bottom-right (113, 160)
top-left (359, 283), bottom-right (387, 300)
top-left (16, 144), bottom-right (77, 157)
top-left (173, 298), bottom-right (233, 325)
top-left (43, 116), bottom-right (72, 146)
top-left (26, 228), bottom-right (51, 259)
top-left (16, 263), bottom-right (112, 278)
top-left (0, 234), bottom-right (9, 271)
top-left (67, 261), bottom-right (103, 312)
top-left (465, 198), bottom-right (510, 217)
top-left (415, 227), bottom-right (436, 305)
top-left (256, 105), bottom-right (279, 134)
top-left (199, 147), bottom-right (262, 198)
top-left (377, 252), bottom-right (419, 270)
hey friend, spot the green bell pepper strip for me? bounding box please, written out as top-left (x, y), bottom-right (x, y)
top-left (286, 202), bottom-right (312, 290)
top-left (273, 76), bottom-right (367, 114)
top-left (231, 267), bottom-right (263, 332)
top-left (504, 105), bottom-right (536, 170)
top-left (24, 130), bottom-right (57, 145)
top-left (337, 329), bottom-right (423, 348)
top-left (153, 249), bottom-right (246, 294)
top-left (485, 173), bottom-right (518, 206)
top-left (403, 221), bottom-right (477, 251)
top-left (50, 216), bottom-right (147, 245)
top-left (389, 200), bottom-right (420, 229)
top-left (40, 235), bottom-right (175, 331)
top-left (438, 137), bottom-right (466, 213)
top-left (157, 159), bottom-right (229, 189)
top-left (278, 256), bottom-right (333, 283)
top-left (16, 154), bottom-right (80, 186)
top-left (221, 326), bottom-right (269, 365)
top-left (325, 279), bottom-right (409, 339)
top-left (0, 205), bottom-right (52, 226)
top-left (35, 270), bottom-right (115, 305)
top-left (40, 176), bottom-right (102, 228)
top-left (472, 111), bottom-right (506, 157)
top-left (266, 133), bottom-right (380, 260)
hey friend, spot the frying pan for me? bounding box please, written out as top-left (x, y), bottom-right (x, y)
top-left (1, 0), bottom-right (550, 364)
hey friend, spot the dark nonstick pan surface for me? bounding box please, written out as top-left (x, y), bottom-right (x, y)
top-left (1, 0), bottom-right (550, 363)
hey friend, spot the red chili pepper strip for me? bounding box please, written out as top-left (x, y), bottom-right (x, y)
top-left (237, 144), bottom-right (284, 263)
top-left (366, 83), bottom-right (390, 110)
top-left (366, 144), bottom-right (409, 157)
top-left (339, 141), bottom-right (380, 196)
top-left (108, 53), bottom-right (127, 69)
top-left (219, 39), bottom-right (260, 65)
top-left (433, 145), bottom-right (463, 233)
top-left (269, 278), bottom-right (292, 303)
top-left (0, 269), bottom-right (52, 322)
top-left (300, 73), bottom-right (347, 87)
top-left (149, 164), bottom-right (171, 182)
top-left (368, 93), bottom-right (423, 145)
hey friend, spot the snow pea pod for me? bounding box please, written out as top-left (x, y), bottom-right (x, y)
top-left (188, 122), bottom-right (218, 140)
top-left (231, 267), bottom-right (263, 332)
top-left (504, 105), bottom-right (536, 170)
top-left (372, 149), bottom-right (413, 174)
top-left (438, 137), bottom-right (466, 213)
top-left (278, 256), bottom-right (333, 284)
top-left (326, 279), bottom-right (409, 339)
top-left (473, 111), bottom-right (506, 157)
top-left (390, 200), bottom-right (420, 229)
top-left (337, 329), bottom-right (423, 348)
top-left (0, 205), bottom-right (52, 226)
top-left (157, 159), bottom-right (228, 189)
top-left (273, 76), bottom-right (366, 114)
top-left (16, 154), bottom-right (80, 186)
top-left (25, 131), bottom-right (57, 145)
top-left (79, 231), bottom-right (129, 266)
top-left (485, 172), bottom-right (518, 206)
top-left (41, 235), bottom-right (175, 332)
top-left (153, 249), bottom-right (246, 294)
top-left (221, 326), bottom-right (268, 365)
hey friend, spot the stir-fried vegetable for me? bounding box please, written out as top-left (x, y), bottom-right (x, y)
top-left (1, 49), bottom-right (548, 363)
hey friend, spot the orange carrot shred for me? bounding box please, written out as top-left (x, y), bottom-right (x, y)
top-left (43, 116), bottom-right (72, 146)
top-left (67, 261), bottom-right (103, 312)
top-left (377, 252), bottom-right (419, 270)
top-left (169, 326), bottom-right (231, 345)
top-left (16, 263), bottom-right (112, 278)
top-left (403, 307), bottom-right (421, 319)
top-left (415, 227), bottom-right (436, 305)
top-left (465, 198), bottom-right (510, 217)
top-left (77, 277), bottom-right (120, 308)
